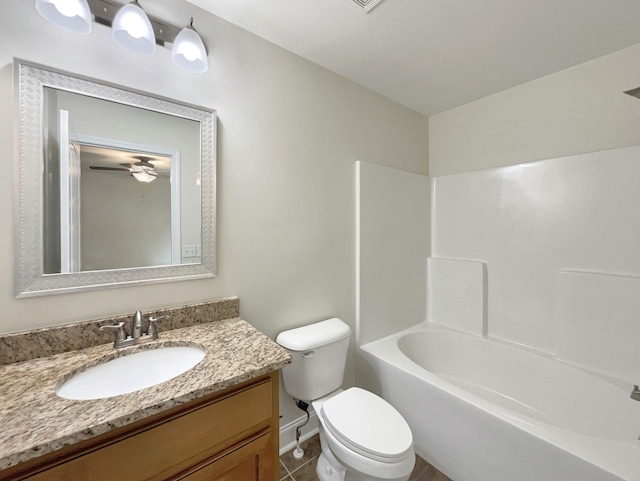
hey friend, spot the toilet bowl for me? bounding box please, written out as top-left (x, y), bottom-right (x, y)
top-left (313, 389), bottom-right (415, 481)
top-left (276, 318), bottom-right (415, 481)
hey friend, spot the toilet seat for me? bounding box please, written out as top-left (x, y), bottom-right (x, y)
top-left (319, 387), bottom-right (413, 463)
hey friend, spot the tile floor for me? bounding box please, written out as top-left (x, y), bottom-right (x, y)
top-left (279, 435), bottom-right (453, 481)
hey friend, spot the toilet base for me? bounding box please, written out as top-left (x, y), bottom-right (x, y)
top-left (316, 453), bottom-right (346, 481)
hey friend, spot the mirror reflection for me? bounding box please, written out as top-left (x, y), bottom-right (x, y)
top-left (74, 145), bottom-right (172, 272)
top-left (42, 87), bottom-right (201, 274)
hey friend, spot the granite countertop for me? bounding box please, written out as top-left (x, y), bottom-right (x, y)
top-left (0, 317), bottom-right (291, 471)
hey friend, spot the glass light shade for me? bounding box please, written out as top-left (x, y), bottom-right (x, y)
top-left (35, 0), bottom-right (92, 35)
top-left (131, 171), bottom-right (156, 183)
top-left (172, 22), bottom-right (208, 73)
top-left (112, 2), bottom-right (156, 56)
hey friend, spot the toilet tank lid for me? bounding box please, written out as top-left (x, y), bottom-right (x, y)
top-left (276, 318), bottom-right (351, 351)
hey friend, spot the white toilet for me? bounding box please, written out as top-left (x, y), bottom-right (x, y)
top-left (276, 318), bottom-right (415, 481)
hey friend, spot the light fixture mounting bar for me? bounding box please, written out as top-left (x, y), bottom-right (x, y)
top-left (86, 0), bottom-right (180, 46)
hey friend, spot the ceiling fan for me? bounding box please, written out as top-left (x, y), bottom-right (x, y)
top-left (89, 156), bottom-right (164, 183)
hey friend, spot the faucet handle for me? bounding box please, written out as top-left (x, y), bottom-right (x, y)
top-left (147, 315), bottom-right (169, 339)
top-left (99, 322), bottom-right (126, 346)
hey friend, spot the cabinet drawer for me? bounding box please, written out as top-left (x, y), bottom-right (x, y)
top-left (26, 379), bottom-right (273, 481)
top-left (175, 431), bottom-right (274, 481)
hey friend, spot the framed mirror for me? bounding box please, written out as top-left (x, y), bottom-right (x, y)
top-left (14, 60), bottom-right (216, 297)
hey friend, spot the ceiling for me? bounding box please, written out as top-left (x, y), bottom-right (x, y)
top-left (184, 0), bottom-right (640, 116)
top-left (79, 145), bottom-right (171, 173)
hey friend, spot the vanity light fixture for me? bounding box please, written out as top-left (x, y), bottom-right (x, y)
top-left (111, 0), bottom-right (155, 56)
top-left (34, 0), bottom-right (209, 73)
top-left (36, 0), bottom-right (92, 34)
top-left (171, 18), bottom-right (208, 73)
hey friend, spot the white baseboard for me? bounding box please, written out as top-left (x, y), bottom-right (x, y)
top-left (279, 410), bottom-right (319, 456)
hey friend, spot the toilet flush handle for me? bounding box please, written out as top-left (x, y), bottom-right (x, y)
top-left (302, 351), bottom-right (315, 359)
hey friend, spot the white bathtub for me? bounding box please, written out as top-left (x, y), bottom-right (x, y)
top-left (360, 323), bottom-right (640, 481)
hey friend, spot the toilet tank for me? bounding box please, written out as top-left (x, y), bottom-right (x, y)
top-left (276, 318), bottom-right (351, 401)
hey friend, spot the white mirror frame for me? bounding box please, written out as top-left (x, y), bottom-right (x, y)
top-left (14, 59), bottom-right (217, 297)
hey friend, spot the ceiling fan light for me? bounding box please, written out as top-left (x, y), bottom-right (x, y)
top-left (171, 19), bottom-right (208, 73)
top-left (112, 1), bottom-right (156, 56)
top-left (35, 0), bottom-right (92, 35)
top-left (132, 171), bottom-right (156, 183)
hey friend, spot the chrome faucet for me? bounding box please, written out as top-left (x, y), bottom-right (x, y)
top-left (131, 310), bottom-right (144, 338)
top-left (631, 385), bottom-right (640, 402)
top-left (99, 311), bottom-right (169, 348)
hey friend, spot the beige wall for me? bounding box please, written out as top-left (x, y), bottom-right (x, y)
top-left (80, 171), bottom-right (172, 270)
top-left (0, 0), bottom-right (429, 392)
top-left (429, 43), bottom-right (640, 176)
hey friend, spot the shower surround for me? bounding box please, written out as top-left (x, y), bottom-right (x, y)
top-left (431, 145), bottom-right (640, 384)
top-left (357, 146), bottom-right (640, 480)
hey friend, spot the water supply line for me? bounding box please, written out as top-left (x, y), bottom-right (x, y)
top-left (292, 399), bottom-right (310, 459)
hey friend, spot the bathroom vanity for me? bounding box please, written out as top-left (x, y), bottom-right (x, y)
top-left (5, 373), bottom-right (278, 481)
top-left (0, 299), bottom-right (290, 481)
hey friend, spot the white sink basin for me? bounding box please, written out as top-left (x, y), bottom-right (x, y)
top-left (56, 346), bottom-right (206, 400)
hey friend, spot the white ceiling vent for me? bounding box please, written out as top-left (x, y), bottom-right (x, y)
top-left (351, 0), bottom-right (385, 13)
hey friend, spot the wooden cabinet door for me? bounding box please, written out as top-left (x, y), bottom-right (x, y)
top-left (176, 432), bottom-right (275, 481)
